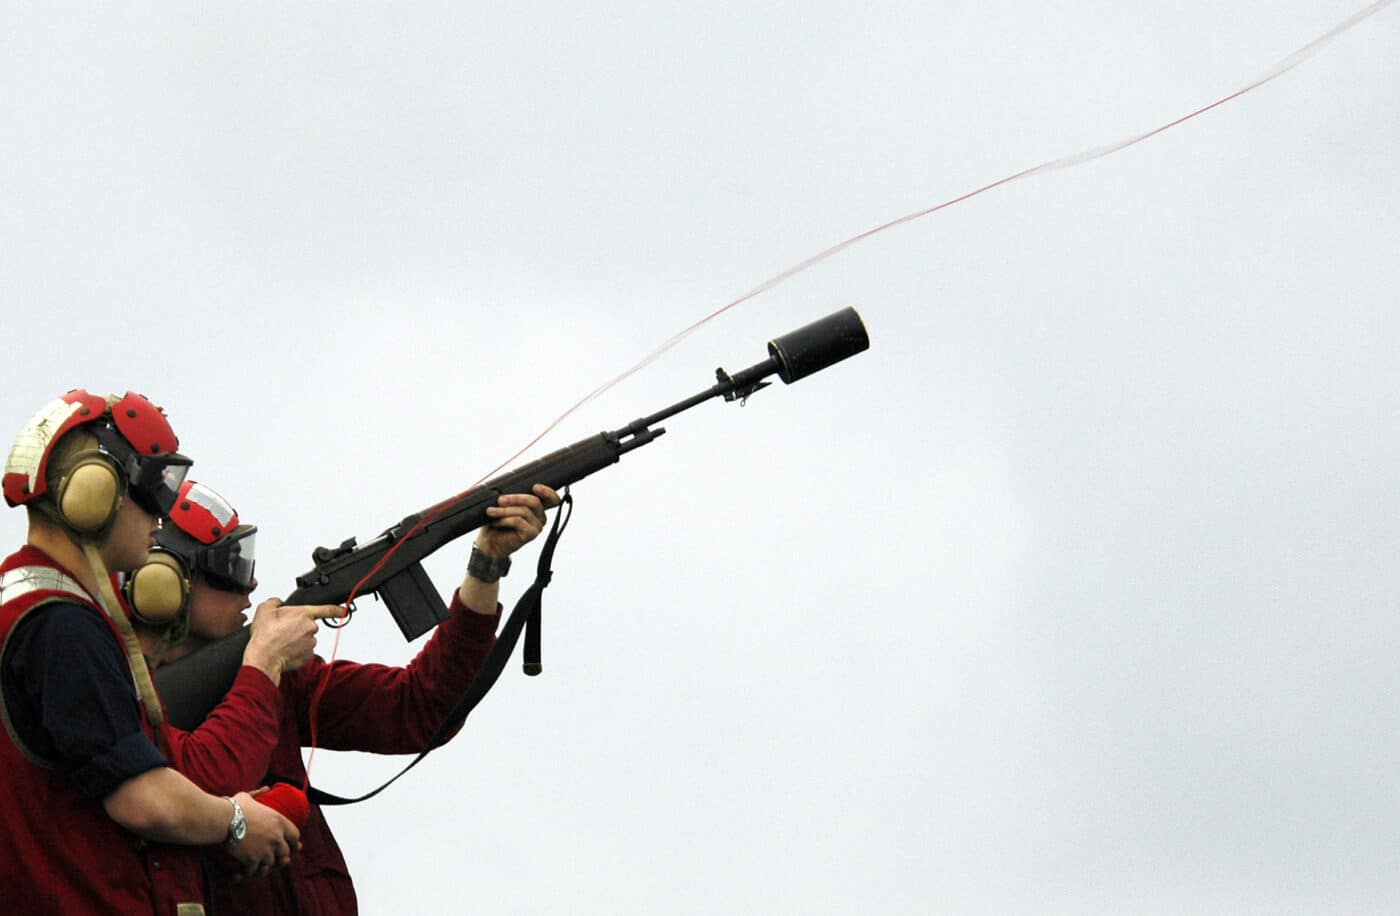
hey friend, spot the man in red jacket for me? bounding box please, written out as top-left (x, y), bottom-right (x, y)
top-left (0, 391), bottom-right (304, 915)
top-left (139, 477), bottom-right (559, 914)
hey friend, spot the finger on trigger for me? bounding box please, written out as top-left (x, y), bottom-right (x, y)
top-left (305, 604), bottom-right (344, 621)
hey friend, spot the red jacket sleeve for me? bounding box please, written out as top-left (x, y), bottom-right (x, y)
top-left (284, 592), bottom-right (501, 753)
top-left (163, 665), bottom-right (284, 795)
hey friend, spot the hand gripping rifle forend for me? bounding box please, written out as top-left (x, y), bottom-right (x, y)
top-left (154, 307), bottom-right (870, 731)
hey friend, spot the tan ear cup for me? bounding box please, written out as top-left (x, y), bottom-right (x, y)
top-left (125, 549), bottom-right (190, 625)
top-left (56, 454), bottom-right (123, 534)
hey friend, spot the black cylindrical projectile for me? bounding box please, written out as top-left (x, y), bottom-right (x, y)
top-left (766, 306), bottom-right (870, 384)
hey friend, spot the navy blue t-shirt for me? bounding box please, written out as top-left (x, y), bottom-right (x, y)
top-left (1, 601), bottom-right (167, 801)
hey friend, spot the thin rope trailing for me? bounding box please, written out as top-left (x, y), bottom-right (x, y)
top-left (437, 0), bottom-right (1396, 457)
top-left (301, 0), bottom-right (1394, 782)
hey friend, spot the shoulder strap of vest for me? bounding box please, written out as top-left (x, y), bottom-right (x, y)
top-left (81, 543), bottom-right (165, 729)
top-left (0, 566), bottom-right (90, 606)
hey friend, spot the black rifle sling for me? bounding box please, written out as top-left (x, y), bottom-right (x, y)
top-left (306, 489), bottom-right (574, 808)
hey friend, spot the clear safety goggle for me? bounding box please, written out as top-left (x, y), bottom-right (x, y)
top-left (196, 527), bottom-right (257, 593)
top-left (94, 422), bottom-right (193, 517)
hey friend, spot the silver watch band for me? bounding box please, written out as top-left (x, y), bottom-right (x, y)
top-left (224, 796), bottom-right (247, 847)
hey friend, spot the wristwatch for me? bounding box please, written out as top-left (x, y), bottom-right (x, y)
top-left (468, 546), bottom-right (511, 584)
top-left (224, 797), bottom-right (248, 848)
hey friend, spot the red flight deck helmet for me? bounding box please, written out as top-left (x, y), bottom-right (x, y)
top-left (158, 480), bottom-right (258, 593)
top-left (3, 390), bottom-right (192, 534)
top-left (125, 480), bottom-right (257, 627)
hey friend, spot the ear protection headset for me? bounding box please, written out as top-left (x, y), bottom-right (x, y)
top-left (124, 548), bottom-right (192, 625)
top-left (52, 445), bottom-right (126, 535)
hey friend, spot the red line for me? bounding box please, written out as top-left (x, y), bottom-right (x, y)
top-left (301, 0), bottom-right (1394, 778)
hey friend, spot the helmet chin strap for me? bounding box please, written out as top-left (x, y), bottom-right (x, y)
top-left (81, 541), bottom-right (165, 728)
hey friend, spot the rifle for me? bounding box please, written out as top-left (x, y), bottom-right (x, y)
top-left (155, 307), bottom-right (869, 730)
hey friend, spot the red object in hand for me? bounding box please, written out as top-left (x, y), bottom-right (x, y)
top-left (260, 784), bottom-right (311, 829)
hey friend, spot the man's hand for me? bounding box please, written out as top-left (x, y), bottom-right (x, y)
top-left (459, 484), bottom-right (561, 615)
top-left (474, 484), bottom-right (562, 559)
top-left (242, 598), bottom-right (343, 684)
top-left (225, 791), bottom-right (300, 879)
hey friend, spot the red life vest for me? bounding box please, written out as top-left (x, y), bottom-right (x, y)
top-left (0, 546), bottom-right (209, 915)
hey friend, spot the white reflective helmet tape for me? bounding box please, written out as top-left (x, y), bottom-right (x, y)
top-left (4, 398), bottom-right (84, 497)
top-left (184, 482), bottom-right (236, 528)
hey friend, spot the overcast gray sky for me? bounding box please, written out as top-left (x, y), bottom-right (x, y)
top-left (3, 2), bottom-right (1397, 913)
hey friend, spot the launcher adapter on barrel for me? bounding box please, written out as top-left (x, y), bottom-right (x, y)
top-left (769, 306), bottom-right (870, 383)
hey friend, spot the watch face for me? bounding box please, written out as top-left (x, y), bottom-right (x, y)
top-left (231, 804), bottom-right (248, 842)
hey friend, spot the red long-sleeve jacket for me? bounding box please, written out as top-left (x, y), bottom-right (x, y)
top-left (165, 592), bottom-right (500, 915)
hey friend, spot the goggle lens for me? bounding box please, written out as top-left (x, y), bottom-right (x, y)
top-left (129, 461), bottom-right (192, 516)
top-left (198, 530), bottom-right (257, 593)
top-left (92, 422), bottom-right (192, 517)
